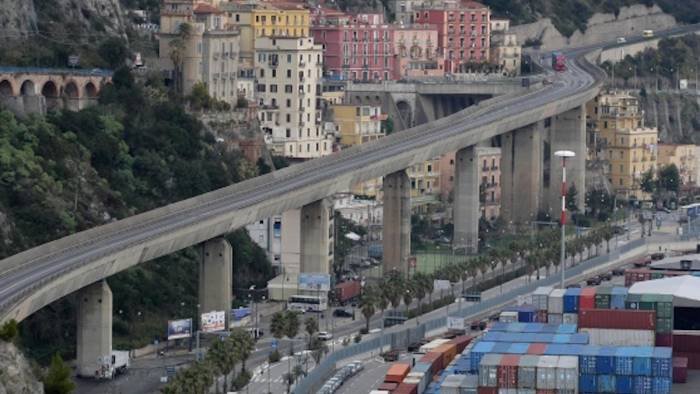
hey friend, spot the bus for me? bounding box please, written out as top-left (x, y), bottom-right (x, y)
top-left (289, 295), bottom-right (328, 312)
top-left (551, 52), bottom-right (566, 72)
top-left (642, 30), bottom-right (654, 38)
top-left (680, 203), bottom-right (700, 223)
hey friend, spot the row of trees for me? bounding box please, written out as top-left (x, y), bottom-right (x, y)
top-left (358, 224), bottom-right (618, 332)
top-left (162, 328), bottom-right (254, 394)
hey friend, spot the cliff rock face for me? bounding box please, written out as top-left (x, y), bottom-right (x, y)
top-left (0, 0), bottom-right (126, 37)
top-left (0, 341), bottom-right (43, 394)
top-left (512, 4), bottom-right (677, 50)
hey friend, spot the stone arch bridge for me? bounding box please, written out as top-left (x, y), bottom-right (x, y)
top-left (0, 67), bottom-right (113, 116)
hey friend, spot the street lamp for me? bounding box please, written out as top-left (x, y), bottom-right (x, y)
top-left (554, 150), bottom-right (576, 289)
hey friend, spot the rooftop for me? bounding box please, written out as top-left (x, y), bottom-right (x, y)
top-left (629, 275), bottom-right (700, 307)
top-left (193, 2), bottom-right (222, 14)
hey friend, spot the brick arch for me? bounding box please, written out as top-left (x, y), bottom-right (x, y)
top-left (84, 82), bottom-right (98, 98)
top-left (63, 80), bottom-right (80, 99)
top-left (42, 80), bottom-right (60, 111)
top-left (0, 79), bottom-right (13, 96)
top-left (20, 79), bottom-right (36, 96)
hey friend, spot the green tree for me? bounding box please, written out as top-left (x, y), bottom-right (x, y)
top-left (382, 117), bottom-right (395, 135)
top-left (43, 353), bottom-right (75, 394)
top-left (169, 22), bottom-right (193, 93)
top-left (0, 320), bottom-right (18, 341)
top-left (359, 286), bottom-right (377, 332)
top-left (283, 311), bottom-right (300, 355)
top-left (657, 164), bottom-right (681, 193)
top-left (98, 37), bottom-right (129, 69)
top-left (641, 168), bottom-right (656, 194)
top-left (304, 316), bottom-right (318, 347)
top-left (566, 184), bottom-right (579, 212)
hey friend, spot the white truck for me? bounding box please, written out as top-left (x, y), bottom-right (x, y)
top-left (98, 350), bottom-right (130, 379)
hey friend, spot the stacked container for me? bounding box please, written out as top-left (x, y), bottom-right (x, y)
top-left (478, 353), bottom-right (501, 388)
top-left (385, 363), bottom-right (411, 384)
top-left (499, 311), bottom-right (518, 323)
top-left (673, 356), bottom-right (688, 383)
top-left (563, 288), bottom-right (580, 324)
top-left (547, 289), bottom-right (565, 324)
top-left (580, 287), bottom-right (596, 310)
top-left (517, 355), bottom-right (538, 390)
top-left (610, 287), bottom-right (628, 309)
top-left (501, 304), bottom-right (538, 323)
top-left (405, 371), bottom-right (428, 393)
top-left (535, 355), bottom-right (558, 390)
top-left (594, 286), bottom-right (612, 309)
top-left (533, 286), bottom-right (553, 322)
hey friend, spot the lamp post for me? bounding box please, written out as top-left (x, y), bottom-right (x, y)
top-left (554, 150), bottom-right (576, 289)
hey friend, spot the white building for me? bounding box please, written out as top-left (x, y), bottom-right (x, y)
top-left (334, 196), bottom-right (383, 227)
top-left (246, 216), bottom-right (282, 272)
top-left (489, 18), bottom-right (521, 77)
top-left (254, 36), bottom-right (334, 159)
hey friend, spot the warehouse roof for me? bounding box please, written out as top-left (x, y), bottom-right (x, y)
top-left (628, 275), bottom-right (700, 307)
top-left (650, 253), bottom-right (700, 271)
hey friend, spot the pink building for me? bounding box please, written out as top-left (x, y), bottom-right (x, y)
top-left (312, 12), bottom-right (395, 81)
top-left (414, 1), bottom-right (491, 73)
top-left (393, 24), bottom-right (443, 79)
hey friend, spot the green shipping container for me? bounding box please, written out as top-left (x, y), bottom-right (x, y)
top-left (654, 295), bottom-right (674, 319)
top-left (656, 317), bottom-right (673, 333)
top-left (625, 293), bottom-right (642, 310)
top-left (595, 286), bottom-right (613, 309)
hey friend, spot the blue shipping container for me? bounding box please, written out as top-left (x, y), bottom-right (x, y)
top-left (611, 287), bottom-right (628, 309)
top-left (522, 323), bottom-right (544, 333)
top-left (414, 362), bottom-right (432, 374)
top-left (632, 347), bottom-right (653, 376)
top-left (652, 377), bottom-right (672, 394)
top-left (597, 374), bottom-right (616, 393)
top-left (615, 375), bottom-right (634, 393)
top-left (572, 332), bottom-right (590, 344)
top-left (563, 288), bottom-right (580, 313)
top-left (652, 347), bottom-right (673, 378)
top-left (469, 341), bottom-right (495, 372)
top-left (506, 342), bottom-right (529, 354)
top-left (615, 347), bottom-right (635, 375)
top-left (579, 374), bottom-right (597, 392)
top-left (633, 376), bottom-right (653, 394)
top-left (579, 347), bottom-right (600, 374)
top-left (557, 323), bottom-right (578, 334)
top-left (596, 347), bottom-right (617, 374)
top-left (492, 342), bottom-right (512, 353)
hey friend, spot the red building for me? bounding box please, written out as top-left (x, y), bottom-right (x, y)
top-left (312, 12), bottom-right (395, 81)
top-left (414, 1), bottom-right (491, 73)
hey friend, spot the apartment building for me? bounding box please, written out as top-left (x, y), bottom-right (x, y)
top-left (159, 1), bottom-right (240, 102)
top-left (393, 24), bottom-right (443, 79)
top-left (255, 36), bottom-right (333, 159)
top-left (658, 144), bottom-right (697, 186)
top-left (312, 13), bottom-right (395, 81)
top-left (489, 18), bottom-right (520, 76)
top-left (414, 1), bottom-right (491, 73)
top-left (332, 104), bottom-right (386, 146)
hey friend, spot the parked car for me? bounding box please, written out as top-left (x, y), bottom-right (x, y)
top-left (600, 272), bottom-right (613, 281)
top-left (617, 37), bottom-right (627, 43)
top-left (318, 331), bottom-right (333, 340)
top-left (612, 267), bottom-right (625, 276)
top-left (333, 309), bottom-right (353, 318)
top-left (382, 350), bottom-right (400, 361)
top-left (651, 252), bottom-right (665, 261)
top-left (566, 283), bottom-right (581, 289)
top-left (586, 276), bottom-right (601, 286)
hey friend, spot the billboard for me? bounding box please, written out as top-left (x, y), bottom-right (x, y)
top-left (167, 318), bottom-right (193, 340)
top-left (447, 316), bottom-right (465, 331)
top-left (298, 273), bottom-right (331, 291)
top-left (434, 279), bottom-right (451, 291)
top-left (200, 311), bottom-right (226, 333)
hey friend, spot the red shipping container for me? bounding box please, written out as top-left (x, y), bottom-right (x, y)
top-left (498, 355), bottom-right (520, 388)
top-left (674, 352), bottom-right (700, 370)
top-left (419, 352), bottom-right (442, 374)
top-left (578, 309), bottom-right (655, 330)
top-left (656, 333), bottom-right (673, 347)
top-left (393, 382), bottom-right (418, 394)
top-left (673, 357), bottom-right (688, 383)
top-left (477, 388), bottom-right (498, 394)
top-left (535, 390), bottom-right (556, 394)
top-left (527, 343), bottom-right (547, 355)
top-left (536, 310), bottom-right (548, 323)
top-left (449, 335), bottom-right (473, 353)
top-left (673, 334), bottom-right (700, 353)
top-left (385, 363), bottom-right (411, 383)
top-left (579, 288), bottom-right (596, 310)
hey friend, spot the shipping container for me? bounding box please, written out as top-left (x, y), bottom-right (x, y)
top-left (413, 361), bottom-right (432, 376)
top-left (578, 374), bottom-right (597, 392)
top-left (527, 343), bottom-right (547, 355)
top-left (581, 328), bottom-right (655, 346)
top-left (334, 280), bottom-right (361, 304)
top-left (547, 314), bottom-right (562, 325)
top-left (449, 335), bottom-right (473, 354)
top-left (673, 356), bottom-right (688, 383)
top-left (562, 288), bottom-right (580, 313)
top-left (562, 313), bottom-right (578, 325)
top-left (420, 352), bottom-right (443, 374)
top-left (578, 346), bottom-right (600, 374)
top-left (517, 355), bottom-right (538, 389)
top-left (596, 347), bottom-right (617, 374)
top-left (595, 286), bottom-right (612, 309)
top-left (624, 293), bottom-right (642, 310)
top-left (652, 376), bottom-right (671, 394)
top-left (557, 324), bottom-right (577, 334)
top-left (674, 351), bottom-right (700, 369)
top-left (651, 347), bottom-right (672, 378)
top-left (370, 391), bottom-right (390, 394)
top-left (655, 333), bottom-right (673, 347)
top-left (378, 382), bottom-right (398, 391)
top-left (547, 289), bottom-right (565, 314)
top-left (502, 305), bottom-right (538, 323)
top-left (535, 356), bottom-right (558, 389)
top-left (506, 343), bottom-right (530, 354)
top-left (476, 388), bottom-right (497, 394)
top-left (579, 287), bottom-right (596, 310)
top-left (616, 375), bottom-right (634, 393)
top-left (656, 317), bottom-right (672, 333)
top-left (632, 347), bottom-right (653, 376)
top-left (385, 363), bottom-right (411, 383)
top-left (536, 310), bottom-right (548, 323)
top-left (406, 371), bottom-right (428, 394)
top-left (633, 375), bottom-right (652, 394)
top-left (500, 311), bottom-right (518, 323)
top-left (597, 374), bottom-right (616, 393)
top-left (478, 353), bottom-right (502, 387)
top-left (578, 309), bottom-right (656, 330)
top-left (393, 382), bottom-right (418, 394)
top-left (434, 343), bottom-right (458, 366)
top-left (419, 338), bottom-right (451, 353)
top-left (532, 287), bottom-right (553, 311)
top-left (470, 341), bottom-right (495, 372)
top-left (498, 355), bottom-right (519, 388)
top-left (440, 374), bottom-right (466, 394)
top-left (672, 333), bottom-right (700, 353)
top-left (615, 347), bottom-right (636, 375)
top-left (610, 287), bottom-right (628, 309)
top-left (554, 356), bottom-right (578, 391)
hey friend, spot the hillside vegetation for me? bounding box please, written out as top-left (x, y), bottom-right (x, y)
top-left (1, 68), bottom-right (274, 361)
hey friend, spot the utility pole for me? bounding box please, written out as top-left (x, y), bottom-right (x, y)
top-left (555, 150), bottom-right (576, 289)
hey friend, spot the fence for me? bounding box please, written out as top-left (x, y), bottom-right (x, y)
top-left (293, 238), bottom-right (647, 393)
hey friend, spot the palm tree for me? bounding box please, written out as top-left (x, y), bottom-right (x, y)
top-left (402, 285), bottom-right (414, 316)
top-left (168, 22), bottom-right (193, 94)
top-left (208, 339), bottom-right (231, 393)
top-left (270, 311), bottom-right (286, 342)
top-left (410, 274), bottom-right (427, 312)
top-left (229, 328), bottom-right (254, 372)
top-left (359, 286), bottom-right (377, 332)
top-left (601, 225), bottom-right (614, 253)
top-left (376, 286), bottom-right (389, 323)
top-left (283, 311), bottom-right (300, 356)
top-left (304, 316), bottom-right (318, 348)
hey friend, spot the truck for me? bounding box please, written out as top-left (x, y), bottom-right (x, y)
top-left (334, 280), bottom-right (361, 304)
top-left (98, 350), bottom-right (130, 379)
top-left (551, 51), bottom-right (566, 72)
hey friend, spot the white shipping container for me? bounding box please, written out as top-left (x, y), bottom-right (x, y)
top-left (406, 371), bottom-right (427, 394)
top-left (418, 338), bottom-right (450, 353)
top-left (547, 289), bottom-right (566, 314)
top-left (441, 374), bottom-right (467, 394)
top-left (500, 311), bottom-right (518, 323)
top-left (404, 376), bottom-right (425, 394)
top-left (562, 313), bottom-right (578, 325)
top-left (369, 391), bottom-right (390, 394)
top-left (518, 355), bottom-right (539, 389)
top-left (580, 328), bottom-right (655, 346)
top-left (479, 354), bottom-right (502, 387)
top-left (556, 356), bottom-right (579, 391)
top-left (532, 286), bottom-right (553, 310)
top-left (548, 313), bottom-right (563, 325)
top-left (536, 356), bottom-right (559, 390)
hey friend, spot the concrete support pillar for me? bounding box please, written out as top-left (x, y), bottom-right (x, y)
top-left (546, 106), bottom-right (586, 215)
top-left (501, 122), bottom-right (543, 224)
top-left (453, 146), bottom-right (480, 253)
top-left (300, 198), bottom-right (333, 274)
top-left (199, 238), bottom-right (232, 327)
top-left (76, 280), bottom-right (112, 378)
top-left (382, 170), bottom-right (411, 275)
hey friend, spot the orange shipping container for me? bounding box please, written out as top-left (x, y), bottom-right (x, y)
top-left (449, 335), bottom-right (473, 353)
top-left (419, 352), bottom-right (443, 373)
top-left (433, 343), bottom-right (458, 365)
top-left (385, 363), bottom-right (411, 384)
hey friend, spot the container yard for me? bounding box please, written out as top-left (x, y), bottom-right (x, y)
top-left (359, 267), bottom-right (700, 394)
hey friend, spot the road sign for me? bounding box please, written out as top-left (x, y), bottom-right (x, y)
top-left (271, 339), bottom-right (278, 349)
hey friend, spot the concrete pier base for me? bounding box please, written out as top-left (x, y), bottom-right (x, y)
top-left (382, 170), bottom-right (411, 276)
top-left (76, 280), bottom-right (112, 378)
top-left (199, 238), bottom-right (232, 327)
top-left (501, 122), bottom-right (543, 224)
top-left (300, 198), bottom-right (333, 274)
top-left (453, 146), bottom-right (480, 253)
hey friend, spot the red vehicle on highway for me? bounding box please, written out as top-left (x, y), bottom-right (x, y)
top-left (551, 51), bottom-right (567, 72)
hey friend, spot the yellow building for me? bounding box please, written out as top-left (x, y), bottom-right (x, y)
top-left (408, 159), bottom-right (441, 199)
top-left (606, 127), bottom-right (658, 200)
top-left (589, 91), bottom-right (643, 149)
top-left (657, 144), bottom-right (697, 186)
top-left (220, 1), bottom-right (310, 69)
top-left (332, 105), bottom-right (385, 146)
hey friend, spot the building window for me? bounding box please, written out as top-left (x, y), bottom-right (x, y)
top-left (270, 84), bottom-right (278, 93)
top-left (285, 85), bottom-right (293, 93)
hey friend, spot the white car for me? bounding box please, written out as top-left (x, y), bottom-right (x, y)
top-left (617, 37), bottom-right (626, 44)
top-left (318, 331), bottom-right (333, 340)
